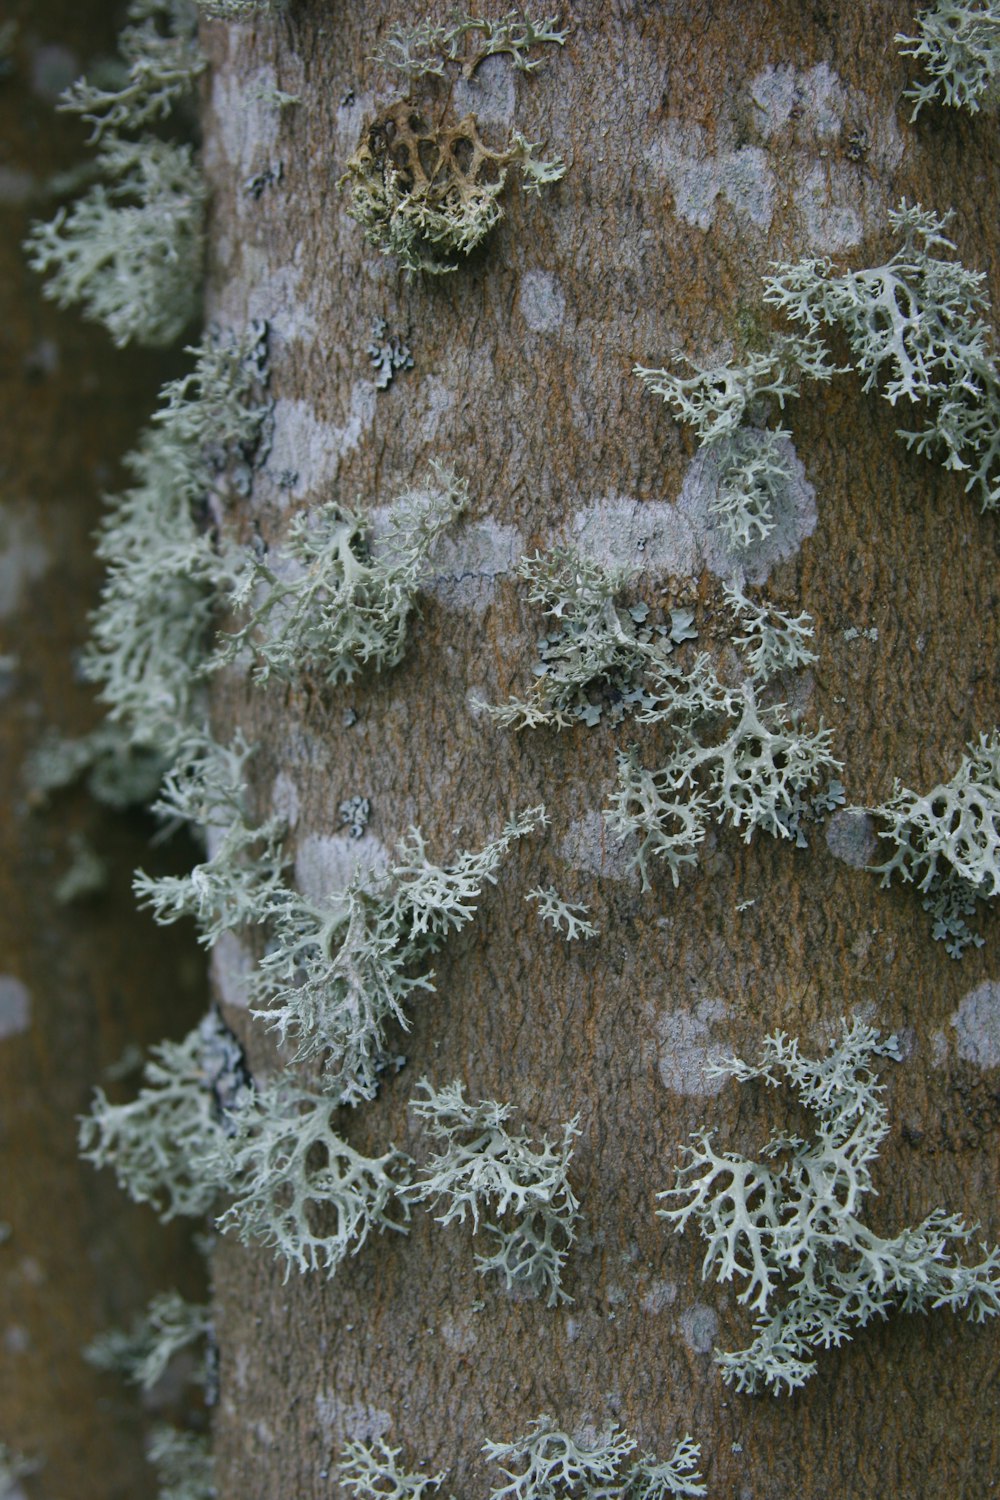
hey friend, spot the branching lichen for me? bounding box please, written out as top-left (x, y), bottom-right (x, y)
top-left (479, 547), bottom-right (697, 730)
top-left (483, 1416), bottom-right (706, 1500)
top-left (340, 1438), bottom-right (448, 1500)
top-left (210, 464), bottom-right (466, 686)
top-left (208, 1080), bottom-right (410, 1279)
top-left (25, 721), bottom-right (165, 809)
top-left (764, 201), bottom-right (1000, 509)
top-left (84, 323), bottom-right (270, 752)
top-left (85, 1291), bottom-right (211, 1391)
top-left (658, 1020), bottom-right (1000, 1395)
top-left (371, 10), bottom-right (569, 79)
top-left (148, 1427), bottom-right (215, 1500)
top-left (341, 102), bottom-right (563, 275)
top-left (406, 1079), bottom-right (581, 1305)
top-left (133, 731), bottom-right (288, 946)
top-left (858, 729), bottom-right (1000, 956)
top-left (59, 1), bottom-right (202, 142)
top-left (525, 885), bottom-right (598, 940)
top-left (897, 0), bottom-right (1000, 117)
top-left (78, 1009), bottom-right (249, 1220)
top-left (26, 135), bottom-right (204, 349)
top-left (252, 806), bottom-right (546, 1102)
top-left (603, 588), bottom-right (841, 891)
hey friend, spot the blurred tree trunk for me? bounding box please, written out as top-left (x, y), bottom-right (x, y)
top-left (0, 5), bottom-right (207, 1497)
top-left (84, 1), bottom-right (1000, 1497)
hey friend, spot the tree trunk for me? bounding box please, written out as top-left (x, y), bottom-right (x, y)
top-left (20, 1), bottom-right (1000, 1497)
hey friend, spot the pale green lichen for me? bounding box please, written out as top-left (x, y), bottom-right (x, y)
top-left (603, 587), bottom-right (841, 891)
top-left (85, 1290), bottom-right (211, 1391)
top-left (0, 1444), bottom-right (36, 1499)
top-left (208, 1080), bottom-right (409, 1279)
top-left (659, 1020), bottom-right (1000, 1395)
top-left (340, 1437), bottom-right (448, 1500)
top-left (58, 0), bottom-right (202, 142)
top-left (858, 729), bottom-right (1000, 957)
top-left (25, 135), bottom-right (204, 349)
top-left (479, 547), bottom-right (697, 730)
top-left (897, 0), bottom-right (1000, 117)
top-left (54, 832), bottom-right (108, 905)
top-left (78, 1009), bottom-right (249, 1220)
top-left (764, 201), bottom-right (1000, 509)
top-left (342, 103), bottom-right (563, 276)
top-left (132, 731), bottom-right (288, 947)
top-left (406, 1079), bottom-right (581, 1306)
top-left (252, 806), bottom-right (546, 1102)
top-left (371, 10), bottom-right (569, 79)
top-left (84, 323), bottom-right (270, 752)
top-left (525, 885), bottom-right (598, 940)
top-left (210, 464), bottom-right (466, 686)
top-left (483, 1416), bottom-right (706, 1500)
top-left (147, 1427), bottom-right (215, 1500)
top-left (25, 721), bottom-right (165, 810)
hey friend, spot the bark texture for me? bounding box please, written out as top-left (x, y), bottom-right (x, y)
top-left (0, 5), bottom-right (207, 1496)
top-left (199, 4), bottom-right (999, 1498)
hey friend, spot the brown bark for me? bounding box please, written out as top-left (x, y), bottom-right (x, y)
top-left (0, 5), bottom-right (207, 1496)
top-left (198, 3), bottom-right (999, 1498)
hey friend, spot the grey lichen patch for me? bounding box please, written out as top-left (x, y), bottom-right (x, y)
top-left (674, 436), bottom-right (818, 585)
top-left (519, 270), bottom-right (566, 333)
top-left (951, 981), bottom-right (1000, 1068)
top-left (293, 832), bottom-right (390, 903)
top-left (0, 504), bottom-right (49, 618)
top-left (679, 1302), bottom-right (719, 1354)
top-left (645, 123), bottom-right (774, 232)
top-left (266, 391), bottom-right (375, 503)
top-left (440, 1311), bottom-right (478, 1352)
top-left (271, 771), bottom-right (300, 830)
top-left (207, 65), bottom-right (282, 182)
top-left (569, 498), bottom-right (699, 578)
top-left (749, 63), bottom-right (846, 140)
top-left (210, 931), bottom-right (255, 1011)
top-left (639, 1278), bottom-right (677, 1315)
top-left (654, 998), bottom-right (731, 1096)
top-left (825, 808), bottom-right (878, 869)
top-left (559, 811), bottom-right (639, 883)
top-left (315, 1395), bottom-right (391, 1447)
top-left (428, 517), bottom-right (524, 611)
top-left (453, 52), bottom-right (517, 125)
top-left (0, 976), bottom-right (31, 1039)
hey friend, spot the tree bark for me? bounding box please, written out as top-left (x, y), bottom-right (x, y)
top-left (37, 1), bottom-right (1000, 1497)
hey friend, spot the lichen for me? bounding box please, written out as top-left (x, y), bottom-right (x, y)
top-left (341, 102), bottom-right (563, 275)
top-left (370, 11), bottom-right (569, 80)
top-left (147, 1427), bottom-right (215, 1500)
top-left (484, 1416), bottom-right (706, 1500)
top-left (659, 1020), bottom-right (1000, 1394)
top-left (406, 1078), bottom-right (581, 1305)
top-left (897, 0), bottom-right (1000, 117)
top-left (858, 729), bottom-right (1000, 956)
top-left (85, 1290), bottom-right (212, 1391)
top-left (340, 1437), bottom-right (447, 1500)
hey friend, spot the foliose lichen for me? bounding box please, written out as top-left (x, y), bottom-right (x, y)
top-left (658, 1019), bottom-right (1000, 1394)
top-left (406, 1078), bottom-right (581, 1306)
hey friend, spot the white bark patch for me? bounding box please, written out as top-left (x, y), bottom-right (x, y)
top-left (750, 63), bottom-right (846, 140)
top-left (411, 375), bottom-right (455, 444)
top-left (560, 811), bottom-right (639, 883)
top-left (951, 981), bottom-right (1000, 1069)
top-left (294, 832), bottom-right (389, 903)
top-left (0, 976), bottom-right (31, 1039)
top-left (208, 65), bottom-right (281, 179)
top-left (335, 89), bottom-right (378, 161)
top-left (314, 1394), bottom-right (390, 1446)
top-left (646, 125), bottom-right (774, 231)
top-left (519, 270), bottom-right (566, 333)
top-left (440, 1311), bottom-right (478, 1352)
top-left (655, 997), bottom-right (730, 1096)
top-left (453, 54), bottom-right (516, 126)
top-left (679, 1302), bottom-right (718, 1354)
top-left (569, 497), bottom-right (700, 578)
top-left (0, 505), bottom-right (49, 618)
top-left (210, 933), bottom-right (255, 1011)
top-left (640, 1279), bottom-right (678, 1315)
top-left (674, 435), bottom-right (818, 585)
top-left (271, 771), bottom-right (300, 829)
top-left (825, 809), bottom-right (878, 869)
top-left (428, 518), bottom-right (523, 611)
